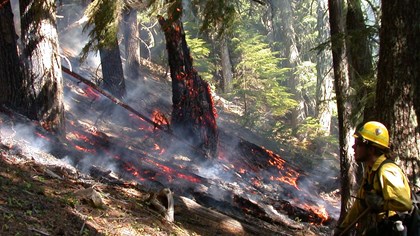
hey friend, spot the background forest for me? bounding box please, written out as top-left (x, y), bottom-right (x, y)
top-left (0, 0), bottom-right (420, 235)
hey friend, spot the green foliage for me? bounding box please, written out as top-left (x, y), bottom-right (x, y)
top-left (191, 0), bottom-right (237, 35)
top-left (184, 21), bottom-right (216, 83)
top-left (81, 0), bottom-right (123, 61)
top-left (230, 16), bottom-right (297, 134)
top-left (292, 117), bottom-right (339, 154)
top-left (293, 0), bottom-right (318, 58)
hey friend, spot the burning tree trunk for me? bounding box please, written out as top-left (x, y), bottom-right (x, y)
top-left (158, 16), bottom-right (218, 158)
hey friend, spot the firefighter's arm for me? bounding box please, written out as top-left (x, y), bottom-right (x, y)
top-left (379, 164), bottom-right (412, 212)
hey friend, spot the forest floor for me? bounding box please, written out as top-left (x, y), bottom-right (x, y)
top-left (0, 62), bottom-right (340, 235)
top-left (0, 150), bottom-right (192, 236)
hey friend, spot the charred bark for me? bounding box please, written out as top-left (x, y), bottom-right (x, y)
top-left (158, 16), bottom-right (218, 159)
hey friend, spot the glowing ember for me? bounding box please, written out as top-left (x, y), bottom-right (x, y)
top-left (151, 144), bottom-right (165, 155)
top-left (151, 110), bottom-right (169, 128)
top-left (124, 163), bottom-right (146, 182)
top-left (72, 132), bottom-right (94, 145)
top-left (128, 114), bottom-right (150, 131)
top-left (35, 132), bottom-right (51, 142)
top-left (144, 159), bottom-right (201, 183)
top-left (74, 145), bottom-right (96, 154)
top-left (85, 87), bottom-right (100, 100)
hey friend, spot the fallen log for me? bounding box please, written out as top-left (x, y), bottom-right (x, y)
top-left (62, 66), bottom-right (169, 132)
top-left (175, 196), bottom-right (291, 236)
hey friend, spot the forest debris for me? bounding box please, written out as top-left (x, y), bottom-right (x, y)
top-left (43, 168), bottom-right (63, 180)
top-left (28, 227), bottom-right (50, 236)
top-left (148, 188), bottom-right (174, 222)
top-left (261, 204), bottom-right (303, 230)
top-left (89, 165), bottom-right (124, 185)
top-left (74, 187), bottom-right (105, 208)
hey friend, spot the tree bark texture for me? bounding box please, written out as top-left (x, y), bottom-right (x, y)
top-left (0, 1), bottom-right (26, 109)
top-left (346, 0), bottom-right (375, 123)
top-left (269, 0), bottom-right (306, 132)
top-left (123, 9), bottom-right (141, 81)
top-left (158, 16), bottom-right (218, 159)
top-left (315, 0), bottom-right (334, 136)
top-left (219, 36), bottom-right (233, 93)
top-left (328, 0), bottom-right (357, 224)
top-left (376, 0), bottom-right (420, 181)
top-left (346, 0), bottom-right (375, 183)
top-left (99, 37), bottom-right (126, 99)
top-left (20, 0), bottom-right (65, 133)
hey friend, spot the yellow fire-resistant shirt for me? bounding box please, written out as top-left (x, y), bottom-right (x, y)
top-left (339, 155), bottom-right (412, 234)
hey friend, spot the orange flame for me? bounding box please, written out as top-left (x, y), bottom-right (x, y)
top-left (262, 147), bottom-right (300, 189)
top-left (270, 175), bottom-right (300, 190)
top-left (301, 203), bottom-right (329, 223)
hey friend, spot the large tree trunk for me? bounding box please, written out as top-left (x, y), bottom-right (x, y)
top-left (99, 38), bottom-right (126, 99)
top-left (346, 0), bottom-right (375, 122)
top-left (0, 1), bottom-right (26, 110)
top-left (269, 0), bottom-right (306, 133)
top-left (158, 16), bottom-right (218, 159)
top-left (122, 9), bottom-right (141, 81)
top-left (328, 0), bottom-right (357, 224)
top-left (20, 0), bottom-right (65, 133)
top-left (315, 0), bottom-right (334, 136)
top-left (376, 0), bottom-right (420, 182)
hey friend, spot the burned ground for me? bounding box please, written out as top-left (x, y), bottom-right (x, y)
top-left (0, 62), bottom-right (340, 235)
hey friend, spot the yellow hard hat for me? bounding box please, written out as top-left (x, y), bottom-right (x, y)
top-left (354, 121), bottom-right (389, 149)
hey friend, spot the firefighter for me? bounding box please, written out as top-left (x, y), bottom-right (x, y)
top-left (334, 121), bottom-right (412, 236)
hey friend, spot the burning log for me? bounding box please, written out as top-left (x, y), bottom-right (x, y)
top-left (158, 15), bottom-right (218, 159)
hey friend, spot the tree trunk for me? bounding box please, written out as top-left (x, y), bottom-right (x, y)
top-left (315, 0), bottom-right (334, 136)
top-left (0, 1), bottom-right (26, 110)
top-left (99, 37), bottom-right (126, 99)
top-left (20, 0), bottom-right (65, 133)
top-left (123, 9), bottom-right (141, 81)
top-left (376, 0), bottom-right (420, 182)
top-left (328, 0), bottom-right (357, 224)
top-left (219, 36), bottom-right (233, 93)
top-left (158, 16), bottom-right (218, 159)
top-left (346, 0), bottom-right (375, 122)
top-left (269, 0), bottom-right (305, 133)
